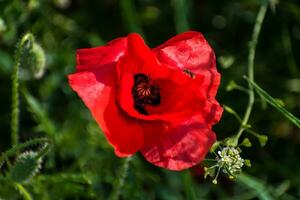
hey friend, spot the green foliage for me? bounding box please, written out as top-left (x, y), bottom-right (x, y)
top-left (22, 89), bottom-right (56, 137)
top-left (1, 0), bottom-right (300, 199)
top-left (238, 173), bottom-right (274, 200)
top-left (10, 151), bottom-right (42, 182)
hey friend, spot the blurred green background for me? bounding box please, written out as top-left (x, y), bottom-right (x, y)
top-left (1, 0), bottom-right (300, 199)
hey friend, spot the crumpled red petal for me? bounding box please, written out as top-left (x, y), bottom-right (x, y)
top-left (153, 31), bottom-right (223, 126)
top-left (76, 37), bottom-right (127, 72)
top-left (139, 31), bottom-right (223, 170)
top-left (153, 31), bottom-right (214, 73)
top-left (141, 115), bottom-right (216, 171)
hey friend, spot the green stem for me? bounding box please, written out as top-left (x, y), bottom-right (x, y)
top-left (172, 0), bottom-right (190, 33)
top-left (11, 33), bottom-right (35, 147)
top-left (11, 49), bottom-right (20, 147)
top-left (109, 156), bottom-right (132, 200)
top-left (235, 4), bottom-right (268, 144)
top-left (183, 171), bottom-right (197, 200)
top-left (0, 138), bottom-right (50, 165)
top-left (120, 0), bottom-right (144, 37)
top-left (14, 182), bottom-right (33, 200)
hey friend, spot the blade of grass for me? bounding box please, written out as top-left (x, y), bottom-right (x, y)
top-left (237, 173), bottom-right (274, 200)
top-left (14, 183), bottom-right (33, 200)
top-left (245, 77), bottom-right (300, 128)
top-left (109, 156), bottom-right (132, 200)
top-left (183, 171), bottom-right (197, 200)
top-left (172, 0), bottom-right (190, 33)
top-left (120, 0), bottom-right (144, 37)
top-left (22, 88), bottom-right (56, 137)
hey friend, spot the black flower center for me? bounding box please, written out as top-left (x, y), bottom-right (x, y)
top-left (132, 73), bottom-right (161, 115)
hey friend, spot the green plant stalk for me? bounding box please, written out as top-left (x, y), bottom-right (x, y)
top-left (14, 182), bottom-right (33, 200)
top-left (235, 4), bottom-right (268, 145)
top-left (0, 138), bottom-right (50, 165)
top-left (109, 156), bottom-right (132, 200)
top-left (172, 0), bottom-right (190, 33)
top-left (120, 0), bottom-right (144, 37)
top-left (11, 48), bottom-right (20, 147)
top-left (183, 171), bottom-right (197, 200)
top-left (11, 33), bottom-right (35, 146)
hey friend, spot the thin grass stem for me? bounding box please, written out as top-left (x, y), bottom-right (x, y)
top-left (235, 4), bottom-right (268, 144)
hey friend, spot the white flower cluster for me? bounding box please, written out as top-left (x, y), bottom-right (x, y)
top-left (217, 147), bottom-right (244, 175)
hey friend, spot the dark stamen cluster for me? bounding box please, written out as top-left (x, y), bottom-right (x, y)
top-left (132, 73), bottom-right (160, 115)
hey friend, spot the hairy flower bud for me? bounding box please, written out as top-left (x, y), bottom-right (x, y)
top-left (19, 33), bottom-right (46, 80)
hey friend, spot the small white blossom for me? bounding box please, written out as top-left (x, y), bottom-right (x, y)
top-left (217, 147), bottom-right (244, 175)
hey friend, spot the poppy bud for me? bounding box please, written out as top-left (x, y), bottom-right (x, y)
top-left (18, 33), bottom-right (46, 80)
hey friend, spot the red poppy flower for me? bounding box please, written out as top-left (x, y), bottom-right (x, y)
top-left (68, 31), bottom-right (223, 171)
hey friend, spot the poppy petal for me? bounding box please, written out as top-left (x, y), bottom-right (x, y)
top-left (153, 31), bottom-right (223, 125)
top-left (68, 66), bottom-right (144, 156)
top-left (116, 33), bottom-right (205, 122)
top-left (153, 31), bottom-right (214, 72)
top-left (141, 116), bottom-right (216, 171)
top-left (76, 37), bottom-right (127, 71)
top-left (69, 36), bottom-right (144, 156)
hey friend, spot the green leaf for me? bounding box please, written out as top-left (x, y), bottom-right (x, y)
top-left (244, 128), bottom-right (268, 147)
top-left (22, 89), bottom-right (56, 137)
top-left (274, 181), bottom-right (291, 198)
top-left (245, 77), bottom-right (300, 128)
top-left (10, 151), bottom-right (42, 183)
top-left (258, 135), bottom-right (268, 147)
top-left (218, 55), bottom-right (235, 69)
top-left (244, 159), bottom-right (251, 167)
top-left (241, 138), bottom-right (252, 147)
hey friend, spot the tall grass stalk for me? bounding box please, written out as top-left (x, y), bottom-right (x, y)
top-left (109, 156), bottom-right (132, 200)
top-left (235, 4), bottom-right (268, 144)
